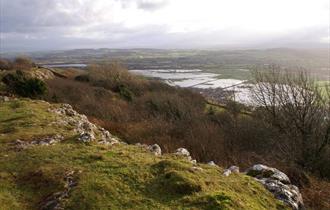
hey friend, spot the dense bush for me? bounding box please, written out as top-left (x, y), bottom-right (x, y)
top-left (74, 74), bottom-right (90, 82)
top-left (2, 70), bottom-right (47, 98)
top-left (13, 56), bottom-right (35, 70)
top-left (0, 58), bottom-right (12, 70)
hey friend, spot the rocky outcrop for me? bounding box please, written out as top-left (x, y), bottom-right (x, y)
top-left (246, 164), bottom-right (304, 210)
top-left (13, 134), bottom-right (64, 150)
top-left (40, 170), bottom-right (79, 210)
top-left (27, 68), bottom-right (55, 80)
top-left (49, 103), bottom-right (120, 145)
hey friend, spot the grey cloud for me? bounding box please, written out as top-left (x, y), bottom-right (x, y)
top-left (137, 0), bottom-right (169, 11)
top-left (1, 0), bottom-right (93, 33)
top-left (0, 0), bottom-right (328, 52)
top-left (1, 24), bottom-right (328, 52)
top-left (116, 0), bottom-right (169, 11)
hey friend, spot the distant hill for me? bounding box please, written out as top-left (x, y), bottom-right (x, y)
top-left (2, 48), bottom-right (328, 80)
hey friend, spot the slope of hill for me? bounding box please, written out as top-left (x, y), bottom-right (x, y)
top-left (0, 98), bottom-right (289, 210)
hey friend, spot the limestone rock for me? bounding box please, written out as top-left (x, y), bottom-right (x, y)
top-left (40, 170), bottom-right (79, 210)
top-left (246, 164), bottom-right (304, 210)
top-left (191, 159), bottom-right (197, 164)
top-left (135, 143), bottom-right (148, 148)
top-left (78, 132), bottom-right (95, 143)
top-left (0, 96), bottom-right (10, 102)
top-left (98, 128), bottom-right (119, 145)
top-left (207, 161), bottom-right (217, 166)
top-left (223, 169), bottom-right (231, 177)
top-left (223, 165), bottom-right (240, 176)
top-left (247, 164), bottom-right (290, 184)
top-left (13, 134), bottom-right (65, 149)
top-left (189, 166), bottom-right (203, 172)
top-left (49, 103), bottom-right (121, 145)
top-left (175, 148), bottom-right (191, 160)
top-left (148, 144), bottom-right (162, 156)
top-left (228, 165), bottom-right (239, 173)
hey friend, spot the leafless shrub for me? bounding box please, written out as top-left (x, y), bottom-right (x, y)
top-left (13, 56), bottom-right (35, 70)
top-left (0, 58), bottom-right (12, 70)
top-left (251, 65), bottom-right (330, 173)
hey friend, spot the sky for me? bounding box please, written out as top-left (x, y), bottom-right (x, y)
top-left (0, 0), bottom-right (329, 52)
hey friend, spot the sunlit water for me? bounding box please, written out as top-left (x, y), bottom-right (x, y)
top-left (43, 64), bottom-right (87, 68)
top-left (130, 69), bottom-right (252, 104)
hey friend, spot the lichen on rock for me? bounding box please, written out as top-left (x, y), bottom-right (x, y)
top-left (246, 164), bottom-right (304, 210)
top-left (49, 103), bottom-right (120, 145)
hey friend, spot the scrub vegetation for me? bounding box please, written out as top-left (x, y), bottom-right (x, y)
top-left (0, 58), bottom-right (329, 209)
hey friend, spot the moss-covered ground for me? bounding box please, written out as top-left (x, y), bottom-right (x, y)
top-left (0, 99), bottom-right (288, 210)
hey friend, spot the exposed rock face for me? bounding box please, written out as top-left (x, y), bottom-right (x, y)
top-left (40, 170), bottom-right (79, 210)
top-left (246, 164), bottom-right (304, 210)
top-left (99, 128), bottom-right (119, 145)
top-left (247, 164), bottom-right (290, 184)
top-left (78, 132), bottom-right (95, 143)
top-left (13, 134), bottom-right (65, 150)
top-left (148, 144), bottom-right (162, 156)
top-left (28, 68), bottom-right (55, 80)
top-left (49, 103), bottom-right (120, 145)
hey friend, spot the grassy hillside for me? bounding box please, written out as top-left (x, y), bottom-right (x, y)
top-left (0, 98), bottom-right (288, 210)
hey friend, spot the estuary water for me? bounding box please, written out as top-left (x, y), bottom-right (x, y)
top-left (129, 69), bottom-right (252, 104)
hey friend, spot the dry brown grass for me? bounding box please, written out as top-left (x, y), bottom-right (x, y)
top-left (301, 177), bottom-right (330, 210)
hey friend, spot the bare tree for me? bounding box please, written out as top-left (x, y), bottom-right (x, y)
top-left (251, 65), bottom-right (330, 171)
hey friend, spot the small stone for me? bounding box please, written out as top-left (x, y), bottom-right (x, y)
top-left (148, 144), bottom-right (162, 156)
top-left (223, 165), bottom-right (239, 176)
top-left (78, 132), bottom-right (95, 142)
top-left (191, 159), bottom-right (197, 164)
top-left (15, 139), bottom-right (25, 144)
top-left (38, 141), bottom-right (49, 145)
top-left (208, 161), bottom-right (217, 166)
top-left (135, 143), bottom-right (148, 148)
top-left (190, 166), bottom-right (203, 172)
top-left (223, 169), bottom-right (231, 176)
top-left (228, 165), bottom-right (240, 173)
top-left (175, 148), bottom-right (192, 161)
top-left (0, 96), bottom-right (9, 102)
top-left (175, 148), bottom-right (190, 156)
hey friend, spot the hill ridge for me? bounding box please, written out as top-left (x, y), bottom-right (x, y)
top-left (0, 96), bottom-right (302, 209)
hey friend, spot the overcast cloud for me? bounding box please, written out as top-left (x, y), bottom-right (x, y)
top-left (0, 0), bottom-right (329, 51)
